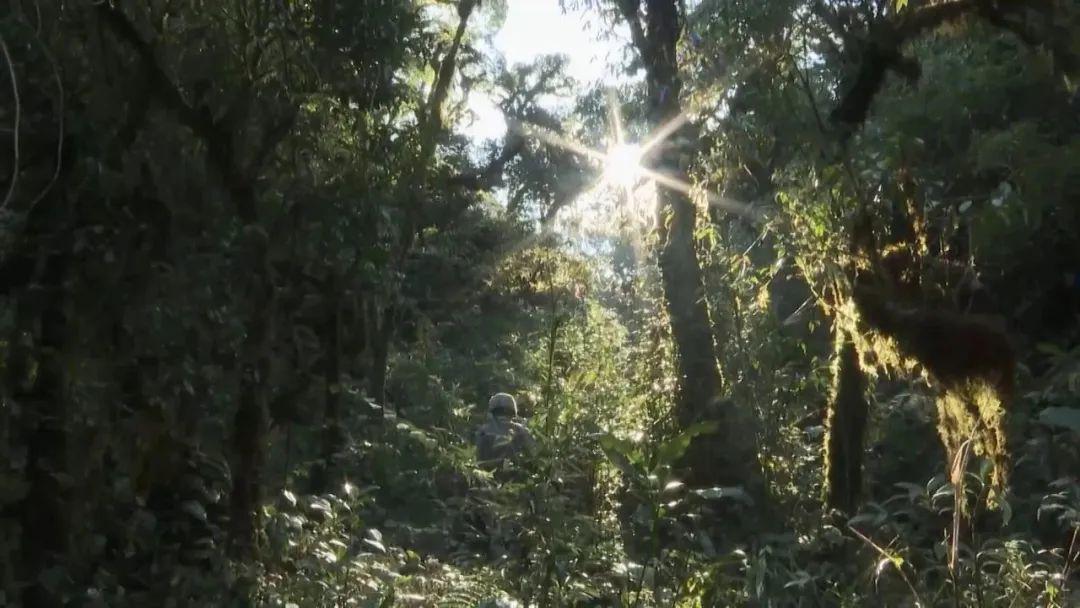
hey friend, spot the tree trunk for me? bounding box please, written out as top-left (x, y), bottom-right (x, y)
top-left (369, 305), bottom-right (393, 408)
top-left (228, 362), bottom-right (267, 557)
top-left (630, 0), bottom-right (762, 489)
top-left (19, 254), bottom-right (70, 608)
top-left (373, 0), bottom-right (477, 414)
top-left (823, 328), bottom-right (869, 514)
top-left (311, 278), bottom-right (343, 493)
top-left (228, 218), bottom-right (273, 558)
top-left (657, 192), bottom-right (721, 421)
top-left (95, 1), bottom-right (291, 559)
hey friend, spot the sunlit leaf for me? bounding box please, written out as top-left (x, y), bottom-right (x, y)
top-left (691, 486), bottom-right (753, 505)
top-left (599, 434), bottom-right (642, 477)
top-left (783, 570), bottom-right (812, 589)
top-left (363, 538), bottom-right (387, 553)
top-left (655, 421), bottom-right (719, 467)
top-left (180, 500), bottom-right (207, 522)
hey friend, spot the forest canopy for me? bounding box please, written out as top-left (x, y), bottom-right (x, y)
top-left (0, 1), bottom-right (1079, 606)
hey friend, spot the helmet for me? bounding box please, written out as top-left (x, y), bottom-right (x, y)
top-left (487, 392), bottom-right (517, 417)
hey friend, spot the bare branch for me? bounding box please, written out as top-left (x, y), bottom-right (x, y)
top-left (1, 33), bottom-right (22, 209)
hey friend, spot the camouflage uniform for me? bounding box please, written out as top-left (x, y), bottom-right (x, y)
top-left (471, 393), bottom-right (535, 560)
top-left (474, 393), bottom-right (535, 469)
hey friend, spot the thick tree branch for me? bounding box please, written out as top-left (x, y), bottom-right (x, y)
top-left (811, 0), bottom-right (855, 42)
top-left (394, 0), bottom-right (480, 264)
top-left (829, 0), bottom-right (973, 130)
top-left (422, 0), bottom-right (478, 146)
top-left (828, 0), bottom-right (1064, 134)
top-left (446, 133), bottom-right (525, 191)
top-left (251, 108), bottom-right (298, 175)
top-left (616, 0), bottom-right (650, 62)
top-left (97, 3), bottom-right (295, 223)
top-left (96, 3), bottom-right (217, 145)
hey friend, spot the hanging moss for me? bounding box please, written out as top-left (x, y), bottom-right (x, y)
top-left (937, 380), bottom-right (1010, 498)
top-left (856, 285), bottom-right (1012, 381)
top-left (823, 329), bottom-right (870, 514)
top-left (840, 186), bottom-right (1015, 510)
top-left (851, 283), bottom-right (1014, 500)
top-left (879, 244), bottom-right (924, 302)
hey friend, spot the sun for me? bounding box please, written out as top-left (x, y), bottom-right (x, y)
top-left (602, 142), bottom-right (644, 189)
top-left (508, 91), bottom-right (760, 229)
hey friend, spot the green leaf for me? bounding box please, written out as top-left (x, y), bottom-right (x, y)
top-left (663, 480), bottom-right (685, 494)
top-left (783, 570), bottom-right (813, 589)
top-left (1036, 342), bottom-right (1066, 356)
top-left (691, 486), bottom-right (753, 505)
top-left (894, 482), bottom-right (924, 500)
top-left (180, 500), bottom-right (207, 522)
top-left (599, 434), bottom-right (643, 477)
top-left (363, 538), bottom-right (387, 553)
top-left (997, 496), bottom-right (1013, 525)
top-left (1038, 407), bottom-right (1080, 433)
top-left (875, 555), bottom-right (904, 580)
top-left (655, 421), bottom-right (719, 467)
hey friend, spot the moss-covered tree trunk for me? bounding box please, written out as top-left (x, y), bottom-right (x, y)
top-left (371, 0), bottom-right (478, 411)
top-left (823, 328), bottom-right (870, 515)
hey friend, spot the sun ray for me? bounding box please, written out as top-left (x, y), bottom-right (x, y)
top-left (507, 91), bottom-right (763, 229)
top-left (509, 119), bottom-right (606, 163)
top-left (637, 165), bottom-right (763, 221)
top-left (607, 88), bottom-right (626, 145)
top-left (639, 112), bottom-right (691, 155)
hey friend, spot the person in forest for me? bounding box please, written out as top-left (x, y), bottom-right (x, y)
top-left (474, 392), bottom-right (535, 470)
top-left (470, 392), bottom-right (536, 562)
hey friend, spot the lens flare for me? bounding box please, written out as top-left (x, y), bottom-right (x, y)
top-left (510, 90), bottom-right (761, 231)
top-left (603, 143), bottom-right (644, 188)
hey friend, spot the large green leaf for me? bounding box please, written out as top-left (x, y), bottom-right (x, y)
top-left (599, 434), bottom-right (644, 478)
top-left (655, 420), bottom-right (720, 467)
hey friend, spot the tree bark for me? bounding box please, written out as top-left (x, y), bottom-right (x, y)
top-left (18, 252), bottom-right (70, 608)
top-left (227, 222), bottom-right (273, 558)
top-left (228, 361), bottom-right (268, 556)
top-left (823, 328), bottom-right (869, 514)
top-left (369, 305), bottom-right (393, 408)
top-left (311, 277), bottom-right (343, 493)
top-left (622, 0), bottom-right (762, 489)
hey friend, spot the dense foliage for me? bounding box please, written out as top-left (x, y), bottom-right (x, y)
top-left (0, 0), bottom-right (1078, 606)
